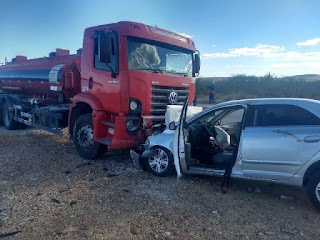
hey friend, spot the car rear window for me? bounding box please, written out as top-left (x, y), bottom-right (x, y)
top-left (254, 104), bottom-right (320, 126)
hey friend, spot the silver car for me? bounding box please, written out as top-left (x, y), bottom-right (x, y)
top-left (131, 98), bottom-right (320, 210)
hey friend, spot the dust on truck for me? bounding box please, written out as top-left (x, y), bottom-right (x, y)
top-left (0, 21), bottom-right (201, 159)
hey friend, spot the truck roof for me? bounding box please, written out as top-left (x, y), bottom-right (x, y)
top-left (84, 21), bottom-right (196, 52)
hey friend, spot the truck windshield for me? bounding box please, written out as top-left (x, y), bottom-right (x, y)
top-left (128, 37), bottom-right (193, 77)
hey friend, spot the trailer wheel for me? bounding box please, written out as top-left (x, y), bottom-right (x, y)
top-left (73, 113), bottom-right (103, 160)
top-left (2, 102), bottom-right (20, 130)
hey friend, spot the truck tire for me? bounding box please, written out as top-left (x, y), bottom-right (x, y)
top-left (306, 172), bottom-right (320, 211)
top-left (2, 101), bottom-right (20, 130)
top-left (145, 146), bottom-right (175, 177)
top-left (73, 113), bottom-right (103, 160)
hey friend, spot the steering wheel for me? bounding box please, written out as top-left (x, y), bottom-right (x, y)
top-left (204, 121), bottom-right (216, 137)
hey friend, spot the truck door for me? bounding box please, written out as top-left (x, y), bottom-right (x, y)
top-left (88, 30), bottom-right (120, 112)
top-left (173, 98), bottom-right (189, 176)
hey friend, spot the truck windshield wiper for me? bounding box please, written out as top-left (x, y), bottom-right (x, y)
top-left (164, 70), bottom-right (188, 77)
top-left (138, 68), bottom-right (163, 73)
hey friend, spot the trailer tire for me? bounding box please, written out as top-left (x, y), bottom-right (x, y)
top-left (73, 113), bottom-right (103, 160)
top-left (2, 101), bottom-right (21, 130)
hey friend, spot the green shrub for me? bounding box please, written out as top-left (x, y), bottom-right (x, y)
top-left (196, 74), bottom-right (320, 103)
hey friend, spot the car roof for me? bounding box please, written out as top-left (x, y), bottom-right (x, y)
top-left (213, 98), bottom-right (320, 106)
top-left (188, 98), bottom-right (320, 122)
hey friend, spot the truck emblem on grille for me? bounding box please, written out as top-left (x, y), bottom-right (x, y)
top-left (168, 91), bottom-right (178, 104)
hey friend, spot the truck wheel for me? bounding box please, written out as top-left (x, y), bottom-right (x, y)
top-left (73, 113), bottom-right (103, 160)
top-left (145, 147), bottom-right (175, 177)
top-left (306, 172), bottom-right (320, 211)
top-left (2, 101), bottom-right (20, 130)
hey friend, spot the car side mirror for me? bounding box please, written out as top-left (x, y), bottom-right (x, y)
top-left (194, 51), bottom-right (200, 76)
top-left (98, 32), bottom-right (112, 64)
top-left (169, 121), bottom-right (179, 130)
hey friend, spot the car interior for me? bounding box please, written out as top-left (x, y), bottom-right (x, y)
top-left (184, 107), bottom-right (245, 170)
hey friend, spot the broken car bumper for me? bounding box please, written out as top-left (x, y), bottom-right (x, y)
top-left (130, 150), bottom-right (143, 170)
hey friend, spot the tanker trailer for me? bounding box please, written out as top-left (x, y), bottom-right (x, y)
top-left (0, 49), bottom-right (81, 133)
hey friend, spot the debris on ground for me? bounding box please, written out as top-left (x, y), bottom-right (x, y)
top-left (51, 198), bottom-right (61, 204)
top-left (0, 231), bottom-right (21, 238)
top-left (280, 195), bottom-right (294, 200)
top-left (76, 162), bottom-right (91, 168)
top-left (254, 187), bottom-right (262, 193)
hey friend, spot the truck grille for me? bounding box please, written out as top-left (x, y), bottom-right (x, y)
top-left (151, 86), bottom-right (189, 123)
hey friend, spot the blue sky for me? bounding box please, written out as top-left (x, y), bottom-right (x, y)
top-left (1, 0), bottom-right (320, 77)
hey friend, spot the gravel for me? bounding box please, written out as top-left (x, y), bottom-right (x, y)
top-left (0, 127), bottom-right (320, 239)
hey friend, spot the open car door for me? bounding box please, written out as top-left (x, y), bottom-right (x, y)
top-left (173, 98), bottom-right (189, 177)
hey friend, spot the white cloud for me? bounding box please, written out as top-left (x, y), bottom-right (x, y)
top-left (212, 44), bottom-right (216, 47)
top-left (272, 62), bottom-right (320, 68)
top-left (265, 51), bottom-right (320, 61)
top-left (202, 44), bottom-right (285, 59)
top-left (202, 44), bottom-right (320, 62)
top-left (297, 38), bottom-right (320, 46)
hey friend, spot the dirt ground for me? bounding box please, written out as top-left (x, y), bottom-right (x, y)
top-left (0, 127), bottom-right (320, 240)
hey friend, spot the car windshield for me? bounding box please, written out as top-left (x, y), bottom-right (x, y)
top-left (127, 37), bottom-right (193, 77)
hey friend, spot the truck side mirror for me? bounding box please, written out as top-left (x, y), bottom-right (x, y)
top-left (194, 51), bottom-right (201, 76)
top-left (98, 32), bottom-right (112, 64)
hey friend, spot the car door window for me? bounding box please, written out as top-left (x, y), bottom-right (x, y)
top-left (254, 104), bottom-right (320, 126)
top-left (219, 109), bottom-right (245, 126)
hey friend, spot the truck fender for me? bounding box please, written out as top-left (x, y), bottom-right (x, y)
top-left (71, 93), bottom-right (104, 111)
top-left (68, 93), bottom-right (104, 136)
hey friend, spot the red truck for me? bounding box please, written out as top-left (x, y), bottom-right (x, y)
top-left (0, 21), bottom-right (200, 159)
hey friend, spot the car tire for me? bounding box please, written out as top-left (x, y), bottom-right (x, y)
top-left (145, 146), bottom-right (175, 177)
top-left (2, 101), bottom-right (21, 130)
top-left (0, 104), bottom-right (3, 126)
top-left (73, 113), bottom-right (103, 160)
top-left (306, 172), bottom-right (320, 211)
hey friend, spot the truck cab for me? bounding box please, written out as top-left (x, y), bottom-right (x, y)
top-left (70, 21), bottom-right (200, 158)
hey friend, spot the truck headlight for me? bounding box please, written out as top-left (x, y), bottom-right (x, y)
top-left (129, 98), bottom-right (142, 113)
top-left (130, 101), bottom-right (138, 111)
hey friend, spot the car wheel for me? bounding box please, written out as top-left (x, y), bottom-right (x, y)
top-left (2, 101), bottom-right (21, 130)
top-left (0, 104), bottom-right (3, 126)
top-left (145, 147), bottom-right (175, 177)
top-left (306, 172), bottom-right (320, 211)
top-left (73, 113), bottom-right (103, 160)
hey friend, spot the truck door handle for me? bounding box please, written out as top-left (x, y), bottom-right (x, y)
top-left (304, 136), bottom-right (320, 143)
top-left (88, 77), bottom-right (93, 89)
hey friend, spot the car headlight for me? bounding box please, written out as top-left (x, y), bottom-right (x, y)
top-left (130, 101), bottom-right (138, 111)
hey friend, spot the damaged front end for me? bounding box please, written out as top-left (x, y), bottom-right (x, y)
top-left (130, 138), bottom-right (157, 170)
